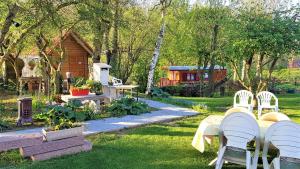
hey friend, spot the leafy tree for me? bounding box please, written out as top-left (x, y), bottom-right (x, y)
top-left (223, 6), bottom-right (300, 95)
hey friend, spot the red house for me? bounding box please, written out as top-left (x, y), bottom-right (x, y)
top-left (159, 65), bottom-right (227, 87)
top-left (288, 58), bottom-right (300, 69)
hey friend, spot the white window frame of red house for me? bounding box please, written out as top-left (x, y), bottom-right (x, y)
top-left (187, 73), bottom-right (191, 81)
top-left (186, 73), bottom-right (195, 81)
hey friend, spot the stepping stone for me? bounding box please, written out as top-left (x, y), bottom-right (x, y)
top-left (20, 136), bottom-right (84, 157)
top-left (31, 140), bottom-right (92, 161)
top-left (0, 134), bottom-right (43, 152)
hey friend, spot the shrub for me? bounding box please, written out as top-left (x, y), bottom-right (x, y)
top-left (0, 103), bottom-right (5, 112)
top-left (0, 120), bottom-right (10, 132)
top-left (71, 77), bottom-right (89, 90)
top-left (0, 79), bottom-right (17, 91)
top-left (106, 97), bottom-right (150, 117)
top-left (86, 80), bottom-right (102, 94)
top-left (191, 103), bottom-right (208, 112)
top-left (33, 99), bottom-right (95, 130)
top-left (160, 83), bottom-right (211, 97)
top-left (160, 86), bottom-right (183, 96)
top-left (150, 87), bottom-right (170, 98)
top-left (274, 83), bottom-right (298, 93)
top-left (46, 106), bottom-right (76, 130)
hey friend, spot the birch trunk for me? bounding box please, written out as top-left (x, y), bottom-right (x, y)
top-left (145, 20), bottom-right (166, 95)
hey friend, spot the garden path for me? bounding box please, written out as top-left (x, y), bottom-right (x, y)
top-left (0, 99), bottom-right (198, 136)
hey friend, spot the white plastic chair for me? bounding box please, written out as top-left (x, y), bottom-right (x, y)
top-left (215, 112), bottom-right (260, 169)
top-left (225, 107), bottom-right (256, 119)
top-left (262, 121), bottom-right (300, 169)
top-left (233, 90), bottom-right (254, 113)
top-left (111, 77), bottom-right (123, 86)
top-left (256, 91), bottom-right (279, 118)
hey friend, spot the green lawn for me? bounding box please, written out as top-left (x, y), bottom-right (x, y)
top-left (0, 94), bottom-right (299, 169)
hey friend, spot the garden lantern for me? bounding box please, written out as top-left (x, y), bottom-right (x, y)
top-left (17, 97), bottom-right (33, 126)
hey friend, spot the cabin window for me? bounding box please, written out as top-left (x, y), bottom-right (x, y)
top-left (204, 73), bottom-right (208, 79)
top-left (186, 73), bottom-right (195, 81)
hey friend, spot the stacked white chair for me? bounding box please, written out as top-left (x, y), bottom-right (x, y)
top-left (233, 90), bottom-right (254, 113)
top-left (256, 91), bottom-right (279, 118)
top-left (262, 121), bottom-right (300, 169)
top-left (111, 77), bottom-right (123, 86)
top-left (215, 112), bottom-right (260, 169)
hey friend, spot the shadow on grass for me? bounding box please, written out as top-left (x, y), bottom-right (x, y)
top-left (127, 126), bottom-right (196, 137)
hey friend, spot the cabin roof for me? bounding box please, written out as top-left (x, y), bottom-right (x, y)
top-left (48, 31), bottom-right (93, 55)
top-left (167, 65), bottom-right (226, 71)
top-left (21, 31), bottom-right (93, 56)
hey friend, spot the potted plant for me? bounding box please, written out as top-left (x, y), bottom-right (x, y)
top-left (86, 80), bottom-right (102, 95)
top-left (28, 60), bottom-right (36, 70)
top-left (70, 78), bottom-right (90, 96)
top-left (42, 105), bottom-right (84, 141)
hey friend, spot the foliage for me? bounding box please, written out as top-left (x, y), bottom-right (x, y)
top-left (106, 97), bottom-right (150, 117)
top-left (150, 87), bottom-right (170, 98)
top-left (0, 79), bottom-right (17, 91)
top-left (0, 102), bottom-right (5, 112)
top-left (160, 86), bottom-right (183, 96)
top-left (71, 78), bottom-right (89, 89)
top-left (0, 120), bottom-right (9, 132)
top-left (160, 84), bottom-right (211, 97)
top-left (274, 83), bottom-right (299, 92)
top-left (86, 80), bottom-right (102, 94)
top-left (271, 69), bottom-right (300, 83)
top-left (223, 6), bottom-right (300, 94)
top-left (34, 99), bottom-right (96, 131)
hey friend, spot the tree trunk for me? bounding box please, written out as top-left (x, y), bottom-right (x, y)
top-left (92, 20), bottom-right (106, 63)
top-left (110, 0), bottom-right (119, 74)
top-left (206, 24), bottom-right (219, 97)
top-left (241, 60), bottom-right (246, 81)
top-left (0, 4), bottom-right (19, 44)
top-left (52, 70), bottom-right (62, 94)
top-left (145, 19), bottom-right (166, 95)
top-left (104, 26), bottom-right (112, 64)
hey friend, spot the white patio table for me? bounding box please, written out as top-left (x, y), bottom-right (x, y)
top-left (192, 112), bottom-right (290, 153)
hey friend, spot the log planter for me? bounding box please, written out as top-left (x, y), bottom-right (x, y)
top-left (42, 126), bottom-right (84, 141)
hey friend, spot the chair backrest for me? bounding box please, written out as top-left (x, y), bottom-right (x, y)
top-left (234, 90), bottom-right (253, 107)
top-left (219, 112), bottom-right (260, 150)
top-left (264, 121), bottom-right (300, 159)
top-left (256, 91), bottom-right (278, 108)
top-left (111, 77), bottom-right (122, 86)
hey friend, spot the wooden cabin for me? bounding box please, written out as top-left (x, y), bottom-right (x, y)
top-left (159, 65), bottom-right (227, 87)
top-left (49, 31), bottom-right (93, 79)
top-left (2, 31), bottom-right (93, 83)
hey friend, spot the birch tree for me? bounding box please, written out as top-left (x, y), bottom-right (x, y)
top-left (145, 0), bottom-right (172, 95)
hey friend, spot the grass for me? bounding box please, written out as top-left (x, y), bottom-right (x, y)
top-left (0, 94), bottom-right (299, 169)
